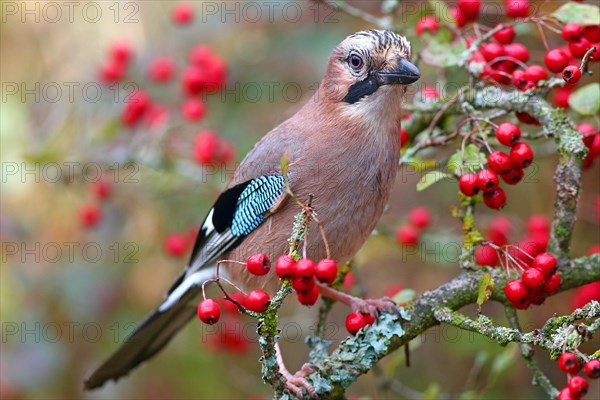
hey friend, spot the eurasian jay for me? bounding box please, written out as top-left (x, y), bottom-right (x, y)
top-left (85, 29), bottom-right (419, 391)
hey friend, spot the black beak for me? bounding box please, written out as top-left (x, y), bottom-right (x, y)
top-left (377, 59), bottom-right (420, 85)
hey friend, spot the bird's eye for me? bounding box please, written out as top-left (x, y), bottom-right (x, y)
top-left (348, 54), bottom-right (364, 70)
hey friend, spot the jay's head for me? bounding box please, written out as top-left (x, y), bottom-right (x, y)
top-left (322, 30), bottom-right (420, 109)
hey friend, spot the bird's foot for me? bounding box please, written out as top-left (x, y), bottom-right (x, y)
top-left (317, 283), bottom-right (402, 318)
top-left (275, 343), bottom-right (317, 399)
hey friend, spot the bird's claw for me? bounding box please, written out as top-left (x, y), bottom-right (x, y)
top-left (350, 296), bottom-right (398, 317)
top-left (282, 369), bottom-right (318, 399)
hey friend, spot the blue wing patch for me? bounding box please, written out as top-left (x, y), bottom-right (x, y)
top-left (231, 175), bottom-right (285, 236)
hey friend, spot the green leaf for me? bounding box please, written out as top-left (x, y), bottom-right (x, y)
top-left (569, 83), bottom-right (600, 116)
top-left (392, 289), bottom-right (416, 305)
top-left (476, 273), bottom-right (494, 312)
top-left (447, 144), bottom-right (486, 175)
top-left (552, 3), bottom-right (600, 26)
top-left (417, 170), bottom-right (451, 191)
top-left (424, 382), bottom-right (441, 400)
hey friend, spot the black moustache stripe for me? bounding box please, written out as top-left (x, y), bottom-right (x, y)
top-left (342, 74), bottom-right (380, 104)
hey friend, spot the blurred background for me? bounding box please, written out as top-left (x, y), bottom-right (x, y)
top-left (1, 1), bottom-right (599, 399)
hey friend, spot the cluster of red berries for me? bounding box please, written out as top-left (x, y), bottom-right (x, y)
top-left (395, 207), bottom-right (432, 246)
top-left (79, 176), bottom-right (114, 228)
top-left (458, 122), bottom-right (533, 210)
top-left (345, 311), bottom-right (377, 335)
top-left (556, 353), bottom-right (599, 400)
top-left (197, 288), bottom-right (271, 325)
top-left (275, 255), bottom-right (338, 306)
top-left (503, 252), bottom-right (560, 309)
top-left (577, 123), bottom-right (600, 170)
top-left (98, 41), bottom-right (132, 85)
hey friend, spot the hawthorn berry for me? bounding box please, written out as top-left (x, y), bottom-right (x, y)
top-left (197, 299), bottom-right (220, 325)
top-left (552, 86), bottom-right (573, 109)
top-left (577, 123), bottom-right (597, 146)
top-left (181, 98), bottom-right (206, 121)
top-left (512, 69), bottom-right (528, 90)
top-left (510, 142), bottom-right (534, 168)
top-left (493, 24), bottom-right (515, 44)
top-left (172, 2), bottom-right (194, 25)
top-left (400, 128), bottom-right (409, 147)
top-left (91, 177), bottom-right (112, 200)
top-left (395, 225), bottom-right (419, 246)
top-left (505, 0), bottom-right (530, 19)
top-left (99, 60), bottom-right (125, 84)
top-left (527, 215), bottom-right (550, 235)
top-left (477, 169), bottom-right (500, 192)
top-left (275, 255), bottom-right (295, 279)
top-left (345, 312), bottom-right (367, 335)
top-left (504, 43), bottom-right (530, 63)
top-left (294, 258), bottom-right (315, 280)
top-left (558, 352), bottom-right (581, 374)
top-left (523, 65), bottom-right (548, 83)
top-left (164, 233), bottom-right (188, 257)
top-left (543, 273), bottom-right (561, 294)
top-left (458, 175), bottom-right (481, 199)
top-left (449, 7), bottom-right (467, 28)
top-left (148, 57), bottom-right (175, 83)
top-left (122, 90), bottom-right (152, 127)
top-left (422, 86), bottom-right (440, 100)
top-left (79, 203), bottom-right (102, 228)
top-left (291, 276), bottom-right (316, 294)
top-left (483, 188), bottom-right (507, 210)
top-left (496, 122), bottom-right (521, 146)
top-left (562, 66), bottom-right (582, 84)
top-left (362, 313), bottom-right (377, 325)
top-left (501, 168), bottom-right (524, 185)
top-left (457, 0), bottom-right (480, 21)
top-left (588, 44), bottom-right (600, 62)
top-left (246, 253), bottom-right (271, 276)
top-left (193, 131), bottom-right (220, 164)
top-left (408, 207), bottom-right (431, 229)
top-left (545, 49), bottom-right (570, 73)
top-left (488, 151), bottom-right (513, 174)
top-left (562, 23), bottom-right (584, 42)
top-left (110, 41), bottom-right (132, 65)
top-left (297, 285), bottom-right (319, 306)
top-left (222, 292), bottom-right (246, 313)
top-left (415, 16), bottom-right (439, 36)
top-left (532, 253), bottom-right (557, 277)
top-left (583, 25), bottom-right (600, 42)
top-left (504, 279), bottom-right (529, 308)
top-left (244, 290), bottom-right (270, 313)
top-left (474, 245), bottom-right (499, 266)
top-left (569, 37), bottom-right (591, 58)
top-left (481, 43), bottom-right (506, 62)
top-left (568, 376), bottom-right (589, 397)
top-left (315, 259), bottom-right (338, 284)
top-left (558, 388), bottom-right (576, 400)
top-left (584, 359), bottom-right (600, 379)
top-left (521, 268), bottom-right (545, 290)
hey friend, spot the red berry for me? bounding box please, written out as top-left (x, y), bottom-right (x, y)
top-left (292, 276), bottom-right (316, 294)
top-left (416, 16), bottom-right (439, 36)
top-left (562, 23), bottom-right (584, 42)
top-left (504, 279), bottom-right (530, 307)
top-left (315, 259), bottom-right (338, 284)
top-left (474, 245), bottom-right (499, 266)
top-left (584, 359), bottom-right (600, 379)
top-left (552, 86), bottom-right (573, 109)
top-left (543, 273), bottom-right (561, 294)
top-left (512, 69), bottom-right (528, 90)
top-left (222, 292), bottom-right (246, 313)
top-left (569, 37), bottom-right (591, 58)
top-left (583, 25), bottom-right (600, 43)
top-left (483, 188), bottom-right (507, 210)
top-left (297, 285), bottom-right (319, 306)
top-left (532, 253), bottom-right (557, 277)
top-left (505, 0), bottom-right (530, 19)
top-left (164, 233), bottom-right (188, 257)
top-left (459, 173), bottom-right (480, 197)
top-left (148, 56), bottom-right (175, 83)
top-left (294, 258), bottom-right (315, 280)
top-left (558, 388), bottom-right (576, 400)
top-left (345, 312), bottom-right (367, 335)
top-left (181, 98), bottom-right (206, 121)
top-left (172, 2), bottom-right (194, 25)
top-left (110, 41), bottom-right (132, 65)
top-left (545, 49), bottom-right (570, 73)
top-left (449, 7), bottom-right (466, 28)
top-left (275, 255), bottom-right (295, 280)
top-left (527, 215), bottom-right (550, 235)
top-left (588, 43), bottom-right (600, 62)
top-left (79, 203), bottom-right (102, 228)
top-left (99, 59), bottom-right (125, 84)
top-left (122, 90), bottom-right (152, 127)
top-left (562, 66), bottom-right (582, 84)
top-left (501, 167), bottom-right (524, 185)
top-left (400, 128), bottom-right (409, 147)
top-left (558, 352), bottom-right (581, 374)
top-left (488, 151), bottom-right (512, 174)
top-left (493, 24), bottom-right (515, 44)
top-left (244, 290), bottom-right (270, 313)
top-left (504, 43), bottom-right (530, 63)
top-left (193, 130), bottom-right (220, 164)
top-left (477, 169), bottom-right (499, 192)
top-left (572, 282), bottom-right (600, 310)
top-left (91, 177), bottom-right (112, 200)
top-left (395, 225), bottom-right (419, 246)
top-left (197, 299), bottom-right (220, 325)
top-left (577, 123), bottom-right (597, 146)
top-left (568, 376), bottom-right (589, 397)
top-left (458, 0), bottom-right (480, 21)
top-left (481, 42), bottom-right (506, 62)
top-left (496, 123), bottom-right (522, 146)
top-left (422, 86), bottom-right (440, 99)
top-left (521, 268), bottom-right (545, 290)
top-left (246, 253), bottom-right (271, 276)
top-left (510, 142), bottom-right (534, 168)
top-left (529, 289), bottom-right (547, 306)
top-left (408, 207), bottom-right (431, 229)
top-left (523, 65), bottom-right (548, 83)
